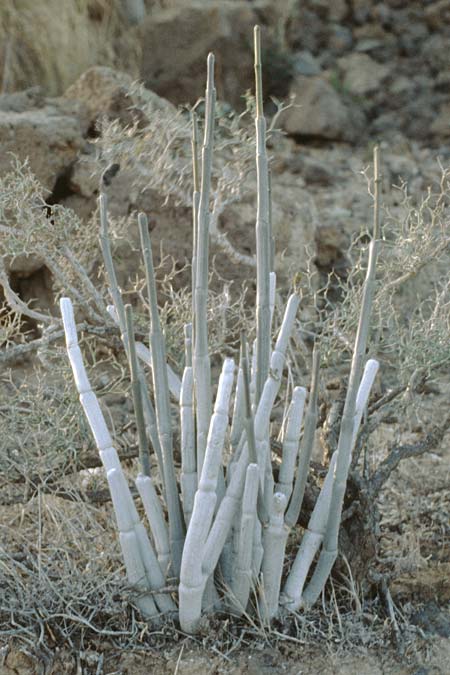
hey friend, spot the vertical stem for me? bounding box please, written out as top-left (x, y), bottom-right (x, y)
top-left (285, 345), bottom-right (320, 528)
top-left (301, 146), bottom-right (382, 607)
top-left (254, 25), bottom-right (271, 405)
top-left (139, 213), bottom-right (185, 576)
top-left (124, 304), bottom-right (151, 476)
top-left (194, 53), bottom-right (216, 476)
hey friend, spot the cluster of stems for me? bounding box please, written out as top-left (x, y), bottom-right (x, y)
top-left (61, 26), bottom-right (382, 633)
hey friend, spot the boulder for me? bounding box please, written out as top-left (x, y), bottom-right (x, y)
top-left (63, 66), bottom-right (175, 132)
top-left (0, 101), bottom-right (86, 192)
top-left (338, 53), bottom-right (391, 96)
top-left (282, 75), bottom-right (365, 142)
top-left (137, 1), bottom-right (272, 108)
top-left (431, 103), bottom-right (450, 138)
top-left (425, 0), bottom-right (450, 31)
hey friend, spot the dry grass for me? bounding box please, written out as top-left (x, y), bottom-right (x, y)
top-left (0, 0), bottom-right (141, 95)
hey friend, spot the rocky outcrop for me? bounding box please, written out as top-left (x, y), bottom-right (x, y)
top-left (337, 53), bottom-right (391, 96)
top-left (137, 1), bottom-right (274, 108)
top-left (0, 99), bottom-right (86, 192)
top-left (282, 75), bottom-right (366, 143)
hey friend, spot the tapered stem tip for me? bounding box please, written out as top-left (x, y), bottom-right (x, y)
top-left (254, 27), bottom-right (262, 60)
top-left (207, 52), bottom-right (215, 84)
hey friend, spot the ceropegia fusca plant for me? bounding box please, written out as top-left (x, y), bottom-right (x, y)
top-left (60, 26), bottom-right (382, 633)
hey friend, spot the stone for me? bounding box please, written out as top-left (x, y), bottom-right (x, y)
top-left (0, 87), bottom-right (45, 113)
top-left (292, 51), bottom-right (321, 77)
top-left (137, 2), bottom-right (271, 108)
top-left (421, 34), bottom-right (450, 72)
top-left (0, 102), bottom-right (86, 192)
top-left (328, 24), bottom-right (353, 54)
top-left (328, 0), bottom-right (349, 22)
top-left (425, 0), bottom-right (450, 31)
top-left (430, 103), bottom-right (450, 138)
top-left (351, 0), bottom-right (372, 23)
top-left (63, 66), bottom-right (175, 132)
top-left (283, 75), bottom-right (365, 142)
top-left (338, 53), bottom-right (391, 96)
top-left (287, 154), bottom-right (335, 185)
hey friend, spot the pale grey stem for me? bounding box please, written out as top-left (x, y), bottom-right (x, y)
top-left (179, 357), bottom-right (235, 633)
top-left (260, 492), bottom-right (288, 621)
top-left (107, 303), bottom-right (181, 401)
top-left (281, 452), bottom-right (338, 611)
top-left (285, 346), bottom-right (320, 528)
top-left (124, 304), bottom-right (151, 477)
top-left (230, 366), bottom-right (245, 452)
top-left (191, 111), bottom-right (200, 326)
top-left (229, 463), bottom-right (259, 615)
top-left (301, 147), bottom-right (382, 607)
top-left (135, 474), bottom-right (170, 576)
top-left (193, 53), bottom-right (216, 476)
top-left (60, 297), bottom-right (171, 616)
top-left (254, 25), bottom-right (272, 405)
top-left (180, 326), bottom-right (197, 527)
top-left (253, 294), bottom-right (300, 496)
top-left (139, 212), bottom-right (185, 576)
top-left (108, 469), bottom-right (159, 620)
top-left (105, 306), bottom-right (166, 483)
top-left (268, 168), bottom-right (275, 271)
top-left (352, 359), bottom-right (379, 449)
top-left (276, 386), bottom-right (307, 500)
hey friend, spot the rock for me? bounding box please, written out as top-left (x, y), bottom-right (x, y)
top-left (328, 24), bottom-right (353, 54)
top-left (287, 154), bottom-right (335, 185)
top-left (0, 102), bottom-right (86, 191)
top-left (328, 0), bottom-right (349, 22)
top-left (292, 51), bottom-right (321, 77)
top-left (353, 24), bottom-right (399, 61)
top-left (338, 53), bottom-right (391, 96)
top-left (314, 220), bottom-right (350, 275)
top-left (63, 66), bottom-right (175, 132)
top-left (351, 0), bottom-right (372, 23)
top-left (137, 2), bottom-right (271, 108)
top-left (430, 103), bottom-right (450, 138)
top-left (282, 75), bottom-right (365, 142)
top-left (425, 0), bottom-right (450, 31)
top-left (0, 87), bottom-right (45, 113)
top-left (421, 34), bottom-right (450, 72)
top-left (280, 6), bottom-right (323, 54)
